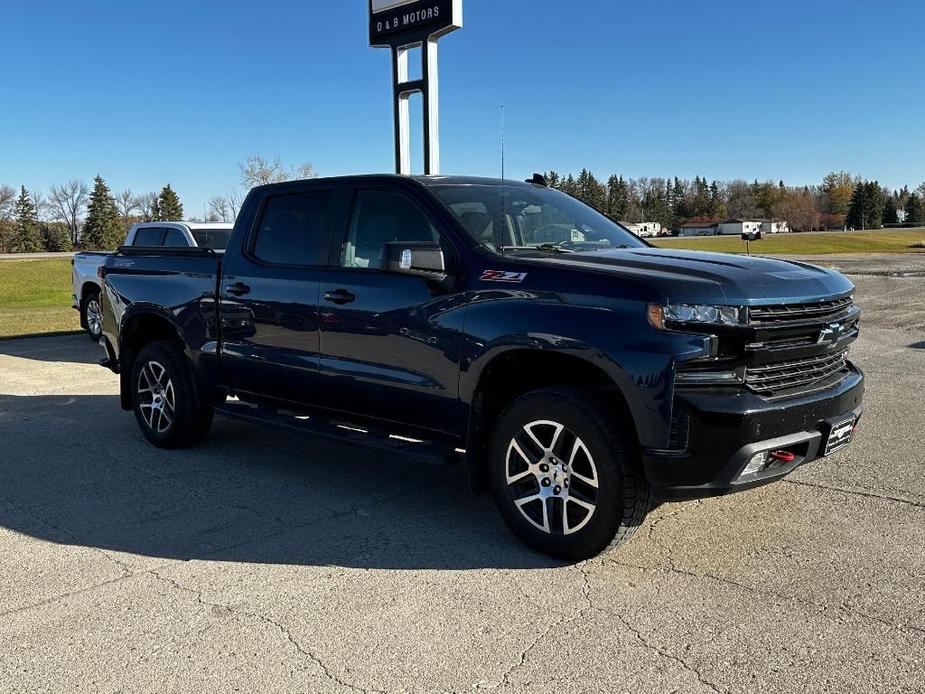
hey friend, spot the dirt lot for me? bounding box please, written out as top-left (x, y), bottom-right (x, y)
top-left (0, 275), bottom-right (922, 693)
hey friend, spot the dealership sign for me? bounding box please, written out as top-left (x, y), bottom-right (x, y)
top-left (369, 0), bottom-right (463, 176)
top-left (370, 0), bottom-right (462, 47)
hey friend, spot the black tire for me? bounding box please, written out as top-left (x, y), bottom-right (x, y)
top-left (131, 340), bottom-right (214, 449)
top-left (81, 289), bottom-right (103, 341)
top-left (489, 386), bottom-right (651, 562)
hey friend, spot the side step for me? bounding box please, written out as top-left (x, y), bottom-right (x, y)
top-left (214, 399), bottom-right (461, 467)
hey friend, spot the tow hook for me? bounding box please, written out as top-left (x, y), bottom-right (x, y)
top-left (769, 450), bottom-right (796, 463)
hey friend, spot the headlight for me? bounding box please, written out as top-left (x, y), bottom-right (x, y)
top-left (648, 303), bottom-right (746, 330)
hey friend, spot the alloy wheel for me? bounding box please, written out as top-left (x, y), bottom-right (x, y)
top-left (505, 419), bottom-right (600, 535)
top-left (137, 361), bottom-right (176, 434)
top-left (86, 299), bottom-right (103, 337)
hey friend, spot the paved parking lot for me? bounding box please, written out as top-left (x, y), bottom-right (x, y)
top-left (0, 274), bottom-right (923, 694)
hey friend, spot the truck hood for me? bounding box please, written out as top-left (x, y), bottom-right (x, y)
top-left (535, 247), bottom-right (854, 305)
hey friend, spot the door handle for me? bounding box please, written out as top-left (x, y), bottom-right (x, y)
top-left (324, 289), bottom-right (356, 305)
top-left (225, 282), bottom-right (251, 296)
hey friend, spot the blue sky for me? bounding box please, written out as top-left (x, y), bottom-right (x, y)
top-left (1, 0), bottom-right (923, 216)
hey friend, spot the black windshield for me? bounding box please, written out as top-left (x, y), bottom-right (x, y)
top-left (430, 184), bottom-right (646, 253)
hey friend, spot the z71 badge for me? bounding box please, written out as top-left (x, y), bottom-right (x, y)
top-left (481, 270), bottom-right (528, 283)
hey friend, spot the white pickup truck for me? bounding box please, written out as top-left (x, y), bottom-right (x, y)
top-left (72, 221), bottom-right (232, 339)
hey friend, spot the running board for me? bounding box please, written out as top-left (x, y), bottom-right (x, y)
top-left (214, 399), bottom-right (460, 467)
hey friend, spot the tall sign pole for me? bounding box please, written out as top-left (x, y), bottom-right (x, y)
top-left (369, 0), bottom-right (463, 175)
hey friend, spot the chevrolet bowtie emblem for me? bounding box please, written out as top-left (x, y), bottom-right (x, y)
top-left (817, 323), bottom-right (843, 346)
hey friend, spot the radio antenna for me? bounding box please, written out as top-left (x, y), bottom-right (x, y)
top-left (500, 104), bottom-right (505, 255)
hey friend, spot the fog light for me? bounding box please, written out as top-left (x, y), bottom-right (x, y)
top-left (743, 452), bottom-right (768, 476)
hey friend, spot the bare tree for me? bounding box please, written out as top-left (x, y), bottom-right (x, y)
top-left (49, 180), bottom-right (90, 245)
top-left (31, 190), bottom-right (49, 222)
top-left (239, 154), bottom-right (317, 189)
top-left (0, 185), bottom-right (15, 220)
top-left (208, 196), bottom-right (232, 222)
top-left (136, 192), bottom-right (159, 222)
top-left (227, 191), bottom-right (242, 220)
top-left (116, 189), bottom-right (139, 219)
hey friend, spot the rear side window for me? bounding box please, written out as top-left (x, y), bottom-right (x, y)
top-left (163, 228), bottom-right (188, 247)
top-left (342, 190), bottom-right (438, 269)
top-left (252, 192), bottom-right (334, 266)
top-left (133, 227), bottom-right (164, 246)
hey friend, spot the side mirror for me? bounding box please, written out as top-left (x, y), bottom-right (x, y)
top-left (382, 242), bottom-right (446, 278)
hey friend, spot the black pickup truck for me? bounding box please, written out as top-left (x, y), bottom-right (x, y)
top-left (98, 174), bottom-right (864, 560)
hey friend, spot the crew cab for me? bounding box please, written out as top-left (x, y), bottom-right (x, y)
top-left (72, 222), bottom-right (233, 339)
top-left (96, 175), bottom-right (864, 560)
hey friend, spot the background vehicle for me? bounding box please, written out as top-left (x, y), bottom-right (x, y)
top-left (72, 222), bottom-right (232, 339)
top-left (96, 175), bottom-right (864, 560)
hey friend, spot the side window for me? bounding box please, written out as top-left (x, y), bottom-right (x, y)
top-left (133, 227), bottom-right (164, 246)
top-left (163, 228), bottom-right (188, 247)
top-left (342, 190), bottom-right (439, 269)
top-left (252, 191), bottom-right (334, 266)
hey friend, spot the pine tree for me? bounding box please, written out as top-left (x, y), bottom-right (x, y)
top-left (12, 186), bottom-right (42, 253)
top-left (40, 222), bottom-right (72, 252)
top-left (606, 175), bottom-right (629, 220)
top-left (881, 195), bottom-right (898, 226)
top-left (157, 184), bottom-right (184, 221)
top-left (906, 194), bottom-right (925, 225)
top-left (559, 174), bottom-right (577, 197)
top-left (575, 169), bottom-right (607, 212)
top-left (82, 175), bottom-right (123, 250)
top-left (845, 183), bottom-right (865, 229)
top-left (544, 171), bottom-right (561, 190)
top-left (863, 181), bottom-right (885, 229)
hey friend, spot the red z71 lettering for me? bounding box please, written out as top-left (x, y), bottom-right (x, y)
top-left (481, 270), bottom-right (528, 283)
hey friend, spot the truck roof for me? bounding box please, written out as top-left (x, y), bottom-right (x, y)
top-left (249, 174), bottom-right (536, 193)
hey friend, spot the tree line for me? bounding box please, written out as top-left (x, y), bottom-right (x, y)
top-left (0, 154), bottom-right (315, 253)
top-left (543, 170), bottom-right (925, 233)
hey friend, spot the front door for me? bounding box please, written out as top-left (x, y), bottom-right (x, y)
top-left (220, 188), bottom-right (342, 406)
top-left (318, 188), bottom-right (467, 437)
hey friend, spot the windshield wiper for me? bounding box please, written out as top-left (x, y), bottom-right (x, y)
top-left (501, 244), bottom-right (576, 254)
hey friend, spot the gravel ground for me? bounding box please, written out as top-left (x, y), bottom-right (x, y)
top-left (0, 274), bottom-right (922, 694)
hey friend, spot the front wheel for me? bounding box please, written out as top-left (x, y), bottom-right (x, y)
top-left (489, 387), bottom-right (651, 561)
top-left (131, 341), bottom-right (213, 449)
top-left (81, 289), bottom-right (103, 341)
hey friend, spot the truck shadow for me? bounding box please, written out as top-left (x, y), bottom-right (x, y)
top-left (0, 393), bottom-right (572, 571)
top-left (0, 333), bottom-right (100, 365)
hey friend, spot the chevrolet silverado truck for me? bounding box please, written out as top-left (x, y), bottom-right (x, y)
top-left (96, 175), bottom-right (864, 560)
top-left (72, 221), bottom-right (233, 339)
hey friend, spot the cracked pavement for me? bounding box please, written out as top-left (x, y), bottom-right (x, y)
top-left (0, 274), bottom-right (923, 693)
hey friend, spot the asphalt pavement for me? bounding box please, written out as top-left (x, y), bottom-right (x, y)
top-left (0, 274), bottom-right (922, 693)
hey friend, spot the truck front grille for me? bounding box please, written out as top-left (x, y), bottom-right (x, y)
top-left (749, 296), bottom-right (853, 324)
top-left (745, 351), bottom-right (850, 396)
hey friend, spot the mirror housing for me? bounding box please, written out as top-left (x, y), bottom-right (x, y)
top-left (382, 242), bottom-right (446, 279)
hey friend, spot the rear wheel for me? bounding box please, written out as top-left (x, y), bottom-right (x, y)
top-left (131, 341), bottom-right (213, 449)
top-left (489, 387), bottom-right (650, 561)
top-left (81, 289), bottom-right (103, 341)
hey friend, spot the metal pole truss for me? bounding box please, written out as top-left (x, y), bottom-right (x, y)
top-left (391, 39), bottom-right (440, 176)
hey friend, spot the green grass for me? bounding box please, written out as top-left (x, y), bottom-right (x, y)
top-left (0, 258), bottom-right (79, 339)
top-left (651, 228), bottom-right (925, 255)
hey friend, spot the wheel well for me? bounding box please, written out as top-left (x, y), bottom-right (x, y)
top-left (465, 350), bottom-right (636, 494)
top-left (118, 313), bottom-right (184, 410)
top-left (81, 282), bottom-right (100, 302)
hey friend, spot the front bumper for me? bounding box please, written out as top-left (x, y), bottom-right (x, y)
top-left (644, 363), bottom-right (864, 500)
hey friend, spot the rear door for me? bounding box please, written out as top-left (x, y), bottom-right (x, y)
top-left (219, 187), bottom-right (345, 405)
top-left (317, 187), bottom-right (467, 437)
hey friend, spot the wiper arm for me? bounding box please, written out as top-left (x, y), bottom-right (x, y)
top-left (500, 244), bottom-right (576, 254)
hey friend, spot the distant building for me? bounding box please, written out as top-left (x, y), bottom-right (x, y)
top-left (717, 218), bottom-right (763, 236)
top-left (678, 222), bottom-right (718, 237)
top-left (760, 220), bottom-right (790, 234)
top-left (622, 221), bottom-right (663, 238)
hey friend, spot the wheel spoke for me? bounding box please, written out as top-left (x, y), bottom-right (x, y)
top-left (524, 420), bottom-right (564, 454)
top-left (506, 468), bottom-right (533, 485)
top-left (570, 469), bottom-right (598, 489)
top-left (509, 439), bottom-right (535, 467)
